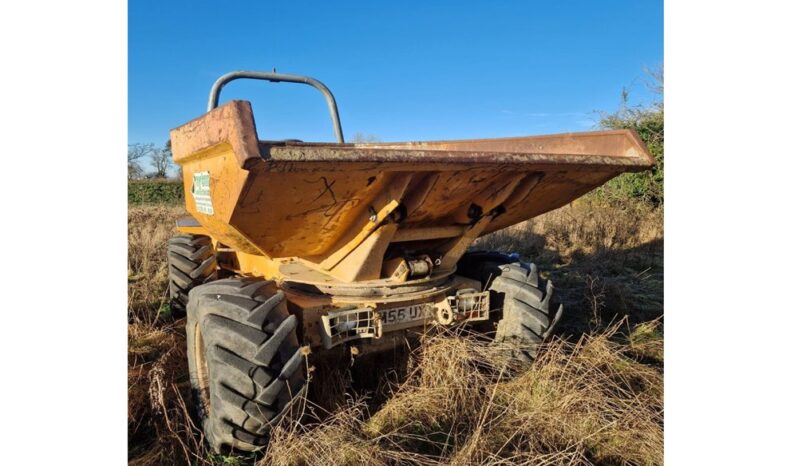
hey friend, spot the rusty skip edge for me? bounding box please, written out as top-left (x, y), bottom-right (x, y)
top-left (171, 100), bottom-right (655, 172)
top-left (258, 146), bottom-right (654, 172)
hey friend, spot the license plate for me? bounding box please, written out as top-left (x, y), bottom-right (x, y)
top-left (379, 303), bottom-right (433, 326)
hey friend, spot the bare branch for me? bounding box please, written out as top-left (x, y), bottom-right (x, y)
top-left (128, 143), bottom-right (156, 180)
top-left (350, 132), bottom-right (382, 143)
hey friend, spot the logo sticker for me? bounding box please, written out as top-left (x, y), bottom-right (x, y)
top-left (192, 171), bottom-right (213, 215)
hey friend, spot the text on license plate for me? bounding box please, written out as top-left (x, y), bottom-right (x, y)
top-left (379, 303), bottom-right (432, 325)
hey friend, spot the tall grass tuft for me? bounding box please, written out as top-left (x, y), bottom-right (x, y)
top-left (257, 324), bottom-right (663, 466)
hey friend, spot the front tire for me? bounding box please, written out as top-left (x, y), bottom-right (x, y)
top-left (458, 252), bottom-right (564, 363)
top-left (186, 278), bottom-right (307, 452)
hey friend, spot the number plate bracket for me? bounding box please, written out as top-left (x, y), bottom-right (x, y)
top-left (319, 307), bottom-right (381, 349)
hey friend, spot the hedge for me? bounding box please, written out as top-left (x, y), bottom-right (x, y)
top-left (128, 180), bottom-right (184, 204)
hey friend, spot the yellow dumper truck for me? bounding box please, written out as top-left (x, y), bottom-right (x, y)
top-left (167, 71), bottom-right (654, 452)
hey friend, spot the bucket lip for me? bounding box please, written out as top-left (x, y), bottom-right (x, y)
top-left (262, 128), bottom-right (644, 149)
top-left (171, 100), bottom-right (654, 170)
top-left (256, 128), bottom-right (655, 169)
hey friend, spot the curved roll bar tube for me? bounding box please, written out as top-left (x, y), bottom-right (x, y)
top-left (207, 70), bottom-right (345, 143)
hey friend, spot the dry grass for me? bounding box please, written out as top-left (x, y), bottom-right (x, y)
top-left (474, 199), bottom-right (664, 334)
top-left (259, 323), bottom-right (663, 466)
top-left (128, 206), bottom-right (215, 465)
top-left (128, 205), bottom-right (185, 325)
top-left (128, 200), bottom-right (664, 466)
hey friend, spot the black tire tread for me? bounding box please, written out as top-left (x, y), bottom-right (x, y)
top-left (167, 233), bottom-right (218, 312)
top-left (458, 252), bottom-right (563, 363)
top-left (186, 277), bottom-right (306, 453)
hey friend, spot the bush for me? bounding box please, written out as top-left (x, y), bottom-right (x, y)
top-left (594, 103), bottom-right (664, 206)
top-left (591, 66), bottom-right (664, 206)
top-left (128, 180), bottom-right (184, 205)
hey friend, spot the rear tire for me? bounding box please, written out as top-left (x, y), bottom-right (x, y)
top-left (186, 278), bottom-right (307, 452)
top-left (458, 251), bottom-right (564, 363)
top-left (167, 234), bottom-right (217, 312)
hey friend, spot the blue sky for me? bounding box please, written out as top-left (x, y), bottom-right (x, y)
top-left (129, 1), bottom-right (662, 147)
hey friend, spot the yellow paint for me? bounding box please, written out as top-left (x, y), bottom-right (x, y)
top-left (169, 100), bottom-right (653, 287)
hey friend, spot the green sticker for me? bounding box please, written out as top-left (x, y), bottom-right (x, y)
top-left (192, 171), bottom-right (213, 215)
